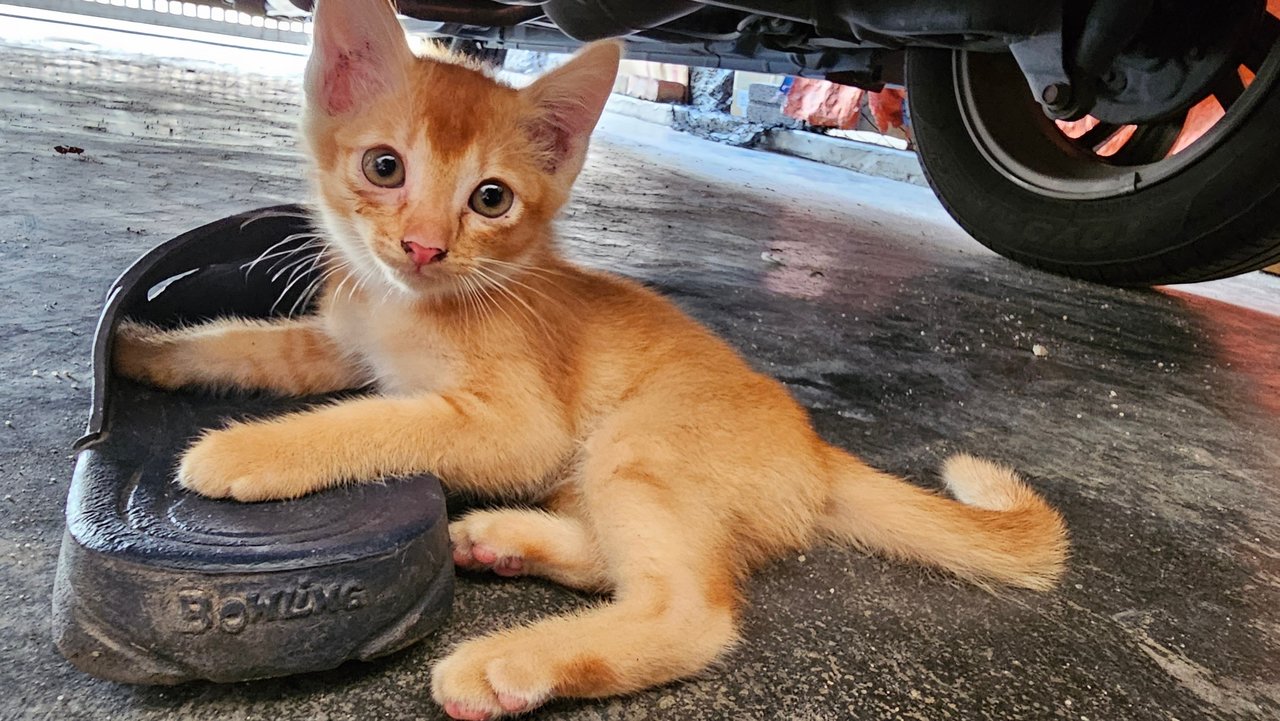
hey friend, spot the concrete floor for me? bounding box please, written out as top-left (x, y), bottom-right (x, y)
top-left (2, 18), bottom-right (1279, 721)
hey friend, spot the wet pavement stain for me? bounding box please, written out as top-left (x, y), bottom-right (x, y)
top-left (0, 29), bottom-right (1277, 721)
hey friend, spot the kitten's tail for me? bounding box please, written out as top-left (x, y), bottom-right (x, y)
top-left (819, 449), bottom-right (1068, 590)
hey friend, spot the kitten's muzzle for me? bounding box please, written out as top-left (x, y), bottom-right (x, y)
top-left (401, 239), bottom-right (448, 267)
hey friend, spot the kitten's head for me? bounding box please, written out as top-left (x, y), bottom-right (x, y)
top-left (301, 0), bottom-right (619, 298)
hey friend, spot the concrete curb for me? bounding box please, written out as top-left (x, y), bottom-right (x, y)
top-left (605, 93), bottom-right (677, 126)
top-left (759, 129), bottom-right (927, 187)
top-left (604, 93), bottom-right (927, 187)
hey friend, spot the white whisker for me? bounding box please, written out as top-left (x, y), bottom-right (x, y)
top-left (289, 256), bottom-right (346, 317)
top-left (332, 273), bottom-right (352, 303)
top-left (239, 208), bottom-right (316, 230)
top-left (469, 269), bottom-right (519, 328)
top-left (271, 252), bottom-right (326, 315)
top-left (243, 235), bottom-right (322, 276)
top-left (472, 265), bottom-right (556, 341)
top-left (461, 275), bottom-right (489, 329)
top-left (477, 256), bottom-right (570, 278)
top-left (478, 262), bottom-right (563, 307)
top-left (349, 266), bottom-right (377, 304)
top-left (275, 249), bottom-right (322, 285)
top-left (460, 276), bottom-right (482, 328)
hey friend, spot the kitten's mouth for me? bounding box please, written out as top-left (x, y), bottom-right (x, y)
top-left (380, 247), bottom-right (450, 282)
top-left (401, 261), bottom-right (453, 281)
top-left (372, 249), bottom-right (463, 296)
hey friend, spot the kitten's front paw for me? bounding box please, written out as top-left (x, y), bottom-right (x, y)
top-left (178, 425), bottom-right (306, 502)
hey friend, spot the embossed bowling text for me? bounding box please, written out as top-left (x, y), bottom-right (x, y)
top-left (177, 580), bottom-right (368, 634)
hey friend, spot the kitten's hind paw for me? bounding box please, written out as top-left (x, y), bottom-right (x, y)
top-left (432, 637), bottom-right (552, 720)
top-left (446, 509), bottom-right (610, 592)
top-left (441, 702), bottom-right (494, 721)
top-left (449, 516), bottom-right (526, 577)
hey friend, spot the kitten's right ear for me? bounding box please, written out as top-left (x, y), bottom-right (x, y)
top-left (304, 0), bottom-right (414, 115)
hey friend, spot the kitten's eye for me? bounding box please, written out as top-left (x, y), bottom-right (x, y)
top-left (468, 180), bottom-right (514, 218)
top-left (361, 147), bottom-right (404, 188)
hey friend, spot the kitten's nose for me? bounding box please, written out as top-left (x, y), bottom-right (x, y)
top-left (401, 239), bottom-right (447, 267)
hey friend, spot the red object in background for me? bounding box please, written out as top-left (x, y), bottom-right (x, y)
top-left (783, 77), bottom-right (864, 129)
top-left (867, 88), bottom-right (911, 139)
top-left (783, 77), bottom-right (912, 141)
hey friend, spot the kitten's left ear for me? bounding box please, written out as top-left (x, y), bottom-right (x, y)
top-left (305, 0), bottom-right (415, 115)
top-left (521, 41), bottom-right (622, 176)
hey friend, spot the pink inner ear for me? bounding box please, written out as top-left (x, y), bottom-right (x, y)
top-left (322, 52), bottom-right (359, 115)
top-left (316, 39), bottom-right (389, 115)
top-left (524, 114), bottom-right (575, 174)
top-left (525, 94), bottom-right (595, 173)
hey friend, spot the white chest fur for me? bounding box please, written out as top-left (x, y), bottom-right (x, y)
top-left (323, 296), bottom-right (461, 396)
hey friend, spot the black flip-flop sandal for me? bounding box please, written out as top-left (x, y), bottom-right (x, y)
top-left (52, 205), bottom-right (454, 684)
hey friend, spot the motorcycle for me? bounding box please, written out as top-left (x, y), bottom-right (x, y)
top-left (278, 0), bottom-right (1280, 286)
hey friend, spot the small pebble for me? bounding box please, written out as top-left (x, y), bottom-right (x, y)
top-left (1032, 344), bottom-right (1049, 357)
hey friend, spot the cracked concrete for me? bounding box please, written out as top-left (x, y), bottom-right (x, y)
top-left (1, 17), bottom-right (1278, 721)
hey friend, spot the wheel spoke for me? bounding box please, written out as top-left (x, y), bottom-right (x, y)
top-left (1107, 114), bottom-right (1187, 165)
top-left (1241, 11), bottom-right (1279, 73)
top-left (1076, 121), bottom-right (1123, 150)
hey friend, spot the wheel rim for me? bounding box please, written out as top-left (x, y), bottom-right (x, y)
top-left (954, 5), bottom-right (1280, 200)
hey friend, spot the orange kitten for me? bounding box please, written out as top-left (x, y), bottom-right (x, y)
top-left (114, 0), bottom-right (1068, 717)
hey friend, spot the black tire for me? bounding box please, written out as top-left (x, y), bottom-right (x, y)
top-left (905, 47), bottom-right (1280, 285)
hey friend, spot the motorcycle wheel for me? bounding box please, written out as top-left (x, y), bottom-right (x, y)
top-left (905, 8), bottom-right (1280, 285)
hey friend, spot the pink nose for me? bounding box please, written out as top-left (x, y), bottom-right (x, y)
top-left (401, 240), bottom-right (447, 266)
